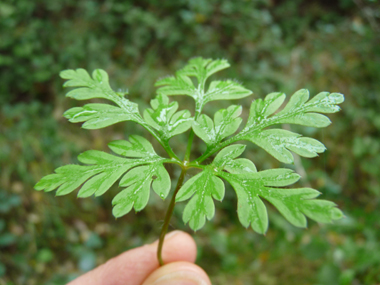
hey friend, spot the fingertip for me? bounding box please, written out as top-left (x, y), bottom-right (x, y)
top-left (142, 261), bottom-right (211, 285)
top-left (150, 230), bottom-right (197, 264)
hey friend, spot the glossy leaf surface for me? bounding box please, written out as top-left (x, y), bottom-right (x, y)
top-left (155, 57), bottom-right (252, 113)
top-left (143, 94), bottom-right (193, 139)
top-left (112, 162), bottom-right (170, 217)
top-left (240, 90), bottom-right (344, 163)
top-left (35, 137), bottom-right (169, 216)
top-left (61, 69), bottom-right (144, 129)
top-left (36, 59), bottom-right (345, 235)
top-left (213, 145), bottom-right (343, 233)
top-left (192, 105), bottom-right (242, 146)
top-left (176, 168), bottom-right (225, 231)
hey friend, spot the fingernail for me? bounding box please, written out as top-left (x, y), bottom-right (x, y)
top-left (149, 230), bottom-right (180, 246)
top-left (164, 230), bottom-right (180, 240)
top-left (151, 270), bottom-right (209, 285)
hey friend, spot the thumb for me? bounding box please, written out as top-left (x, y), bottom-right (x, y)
top-left (142, 261), bottom-right (211, 285)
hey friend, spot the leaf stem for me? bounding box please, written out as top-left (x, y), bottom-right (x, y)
top-left (140, 122), bottom-right (181, 162)
top-left (194, 135), bottom-right (241, 164)
top-left (157, 167), bottom-right (187, 266)
top-left (184, 130), bottom-right (195, 161)
top-left (162, 139), bottom-right (181, 163)
top-left (184, 110), bottom-right (201, 161)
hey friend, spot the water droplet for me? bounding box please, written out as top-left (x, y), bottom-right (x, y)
top-left (160, 193), bottom-right (165, 199)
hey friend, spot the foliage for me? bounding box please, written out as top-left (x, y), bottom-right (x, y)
top-left (35, 57), bottom-right (344, 236)
top-left (1, 0), bottom-right (380, 284)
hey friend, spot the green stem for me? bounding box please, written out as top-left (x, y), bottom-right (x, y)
top-left (193, 135), bottom-right (241, 164)
top-left (157, 167), bottom-right (187, 266)
top-left (140, 122), bottom-right (180, 162)
top-left (162, 140), bottom-right (181, 163)
top-left (184, 130), bottom-right (195, 161)
top-left (184, 109), bottom-right (201, 161)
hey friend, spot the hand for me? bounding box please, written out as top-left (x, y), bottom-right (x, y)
top-left (68, 230), bottom-right (211, 285)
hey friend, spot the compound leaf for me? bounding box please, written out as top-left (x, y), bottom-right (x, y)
top-left (213, 147), bottom-right (343, 233)
top-left (193, 105), bottom-right (242, 146)
top-left (61, 69), bottom-right (127, 103)
top-left (112, 162), bottom-right (170, 217)
top-left (155, 57), bottom-right (252, 113)
top-left (61, 69), bottom-right (144, 129)
top-left (35, 137), bottom-right (169, 215)
top-left (240, 89), bottom-right (344, 163)
top-left (261, 188), bottom-right (344, 228)
top-left (143, 94), bottom-right (193, 139)
top-left (176, 168), bottom-right (225, 231)
top-left (35, 151), bottom-right (139, 197)
top-left (36, 61), bottom-right (345, 238)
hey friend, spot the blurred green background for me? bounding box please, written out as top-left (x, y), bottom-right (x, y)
top-left (1, 0), bottom-right (380, 284)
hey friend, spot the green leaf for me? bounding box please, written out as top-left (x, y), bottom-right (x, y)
top-left (112, 162), bottom-right (170, 217)
top-left (239, 89), bottom-right (344, 163)
top-left (179, 57), bottom-right (230, 84)
top-left (205, 80), bottom-right (251, 103)
top-left (61, 69), bottom-right (126, 102)
top-left (213, 144), bottom-right (246, 167)
top-left (246, 129), bottom-right (326, 164)
top-left (143, 94), bottom-right (193, 139)
top-left (224, 174), bottom-right (269, 234)
top-left (34, 152), bottom-right (135, 197)
top-left (155, 57), bottom-right (252, 113)
top-left (213, 144), bottom-right (257, 174)
top-left (261, 188), bottom-right (344, 227)
top-left (245, 89), bottom-right (344, 129)
top-left (34, 138), bottom-right (167, 203)
top-left (64, 103), bottom-right (141, 129)
top-left (193, 105), bottom-right (242, 146)
top-left (214, 151), bottom-right (342, 233)
top-left (60, 69), bottom-right (144, 128)
top-left (176, 168), bottom-right (225, 231)
top-left (246, 92), bottom-right (286, 122)
top-left (214, 105), bottom-right (243, 138)
top-left (108, 135), bottom-right (157, 158)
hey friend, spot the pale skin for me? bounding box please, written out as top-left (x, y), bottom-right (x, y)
top-left (68, 231), bottom-right (211, 285)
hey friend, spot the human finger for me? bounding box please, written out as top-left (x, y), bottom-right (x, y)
top-left (68, 230), bottom-right (197, 285)
top-left (142, 261), bottom-right (211, 285)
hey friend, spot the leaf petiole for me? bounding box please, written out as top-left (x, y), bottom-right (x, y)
top-left (157, 167), bottom-right (187, 266)
top-left (139, 122), bottom-right (181, 162)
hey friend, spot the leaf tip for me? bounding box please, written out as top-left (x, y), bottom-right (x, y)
top-left (34, 180), bottom-right (44, 191)
top-left (59, 69), bottom-right (74, 79)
